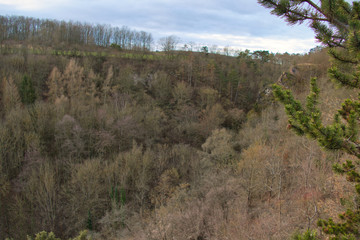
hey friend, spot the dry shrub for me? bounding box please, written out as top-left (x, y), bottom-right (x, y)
top-left (2, 76), bottom-right (21, 114)
top-left (198, 103), bottom-right (226, 139)
top-left (202, 128), bottom-right (237, 166)
top-left (55, 114), bottom-right (84, 159)
top-left (198, 87), bottom-right (219, 108)
top-left (25, 162), bottom-right (58, 231)
top-left (173, 81), bottom-right (193, 105)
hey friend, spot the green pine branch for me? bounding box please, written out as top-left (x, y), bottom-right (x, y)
top-left (260, 0), bottom-right (360, 239)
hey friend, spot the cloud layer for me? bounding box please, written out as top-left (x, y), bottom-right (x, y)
top-left (0, 0), bottom-right (318, 53)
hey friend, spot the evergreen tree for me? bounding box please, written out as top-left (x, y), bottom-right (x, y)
top-left (19, 75), bottom-right (36, 105)
top-left (258, 0), bottom-right (360, 239)
top-left (86, 210), bottom-right (93, 231)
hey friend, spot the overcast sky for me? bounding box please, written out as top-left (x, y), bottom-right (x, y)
top-left (0, 0), bottom-right (319, 53)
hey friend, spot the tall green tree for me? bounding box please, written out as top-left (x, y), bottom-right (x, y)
top-left (258, 0), bottom-right (360, 239)
top-left (19, 74), bottom-right (36, 105)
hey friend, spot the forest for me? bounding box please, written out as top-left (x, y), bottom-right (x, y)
top-left (0, 15), bottom-right (153, 50)
top-left (0, 3), bottom-right (359, 239)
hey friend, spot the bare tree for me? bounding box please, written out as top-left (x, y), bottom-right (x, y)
top-left (158, 35), bottom-right (180, 53)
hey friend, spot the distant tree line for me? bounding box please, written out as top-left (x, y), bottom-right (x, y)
top-left (0, 15), bottom-right (153, 50)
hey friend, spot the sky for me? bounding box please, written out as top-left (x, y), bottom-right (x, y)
top-left (0, 0), bottom-right (319, 53)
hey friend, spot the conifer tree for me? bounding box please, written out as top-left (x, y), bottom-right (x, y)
top-left (46, 67), bottom-right (63, 102)
top-left (258, 0), bottom-right (360, 239)
top-left (46, 60), bottom-right (86, 105)
top-left (19, 75), bottom-right (36, 105)
top-left (62, 59), bottom-right (85, 102)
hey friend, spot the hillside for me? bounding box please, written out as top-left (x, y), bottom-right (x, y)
top-left (0, 15), bottom-right (351, 240)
